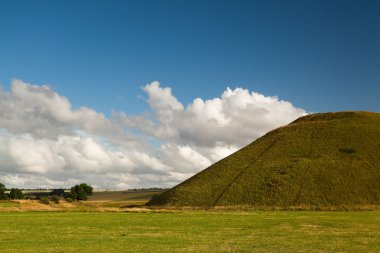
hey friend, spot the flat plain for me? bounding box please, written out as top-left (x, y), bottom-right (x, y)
top-left (0, 209), bottom-right (379, 252)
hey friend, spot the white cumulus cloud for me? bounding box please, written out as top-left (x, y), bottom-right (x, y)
top-left (0, 79), bottom-right (306, 189)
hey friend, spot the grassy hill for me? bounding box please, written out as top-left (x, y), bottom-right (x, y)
top-left (147, 111), bottom-right (380, 209)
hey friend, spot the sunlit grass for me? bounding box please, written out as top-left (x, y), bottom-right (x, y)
top-left (0, 211), bottom-right (379, 252)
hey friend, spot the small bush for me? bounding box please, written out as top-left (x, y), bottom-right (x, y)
top-left (339, 147), bottom-right (356, 154)
top-left (63, 192), bottom-right (72, 199)
top-left (50, 195), bottom-right (60, 204)
top-left (65, 197), bottom-right (74, 203)
top-left (40, 197), bottom-right (50, 205)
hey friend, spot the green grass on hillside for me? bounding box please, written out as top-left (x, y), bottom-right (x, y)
top-left (0, 211), bottom-right (378, 252)
top-left (148, 111), bottom-right (380, 209)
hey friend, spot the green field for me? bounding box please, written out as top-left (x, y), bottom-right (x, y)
top-left (0, 211), bottom-right (379, 252)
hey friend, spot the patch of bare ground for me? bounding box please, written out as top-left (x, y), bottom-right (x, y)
top-left (19, 200), bottom-right (57, 211)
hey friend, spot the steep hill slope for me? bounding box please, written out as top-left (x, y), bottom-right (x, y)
top-left (148, 111), bottom-right (380, 209)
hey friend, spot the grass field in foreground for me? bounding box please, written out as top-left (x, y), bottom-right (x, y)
top-left (0, 211), bottom-right (379, 252)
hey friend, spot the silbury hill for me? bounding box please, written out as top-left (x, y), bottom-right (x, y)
top-left (148, 111), bottom-right (380, 209)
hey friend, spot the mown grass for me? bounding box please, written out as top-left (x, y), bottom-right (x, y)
top-left (149, 111), bottom-right (380, 208)
top-left (0, 211), bottom-right (379, 252)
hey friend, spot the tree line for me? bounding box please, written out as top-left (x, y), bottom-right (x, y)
top-left (0, 182), bottom-right (93, 203)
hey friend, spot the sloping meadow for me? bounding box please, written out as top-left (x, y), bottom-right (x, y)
top-left (148, 111), bottom-right (380, 210)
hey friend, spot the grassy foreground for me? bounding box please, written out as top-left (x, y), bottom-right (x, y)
top-left (0, 211), bottom-right (379, 252)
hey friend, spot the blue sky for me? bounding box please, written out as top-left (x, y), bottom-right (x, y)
top-left (1, 0), bottom-right (379, 114)
top-left (0, 0), bottom-right (379, 188)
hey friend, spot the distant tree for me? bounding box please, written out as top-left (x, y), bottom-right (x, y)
top-left (50, 195), bottom-right (60, 204)
top-left (69, 183), bottom-right (93, 201)
top-left (39, 197), bottom-right (50, 205)
top-left (64, 197), bottom-right (74, 203)
top-left (0, 182), bottom-right (7, 200)
top-left (9, 188), bottom-right (24, 200)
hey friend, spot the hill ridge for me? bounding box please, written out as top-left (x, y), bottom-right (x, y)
top-left (148, 111), bottom-right (380, 209)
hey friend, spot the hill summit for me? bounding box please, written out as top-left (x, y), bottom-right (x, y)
top-left (148, 111), bottom-right (380, 209)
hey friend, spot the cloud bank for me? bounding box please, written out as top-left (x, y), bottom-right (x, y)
top-left (0, 80), bottom-right (306, 189)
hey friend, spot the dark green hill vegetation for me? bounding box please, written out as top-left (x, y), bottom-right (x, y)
top-left (148, 111), bottom-right (380, 209)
